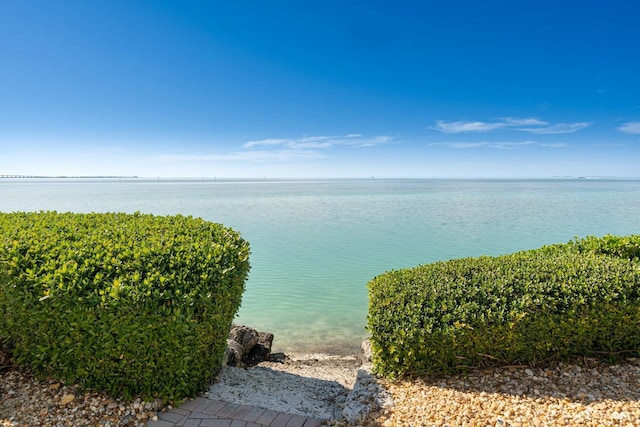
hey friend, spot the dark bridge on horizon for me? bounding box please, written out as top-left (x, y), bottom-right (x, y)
top-left (1, 175), bottom-right (140, 179)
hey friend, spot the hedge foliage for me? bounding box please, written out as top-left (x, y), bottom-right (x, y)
top-left (0, 211), bottom-right (250, 402)
top-left (368, 235), bottom-right (640, 378)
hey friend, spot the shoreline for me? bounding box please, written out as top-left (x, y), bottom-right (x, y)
top-left (270, 342), bottom-right (364, 357)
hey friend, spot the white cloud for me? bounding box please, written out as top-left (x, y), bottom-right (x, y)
top-left (540, 143), bottom-right (569, 148)
top-left (243, 134), bottom-right (393, 150)
top-left (520, 122), bottom-right (591, 134)
top-left (432, 118), bottom-right (591, 134)
top-left (242, 138), bottom-right (289, 148)
top-left (152, 134), bottom-right (394, 165)
top-left (432, 120), bottom-right (506, 133)
top-left (357, 135), bottom-right (393, 147)
top-left (503, 118), bottom-right (547, 126)
top-left (618, 121), bottom-right (640, 134)
top-left (153, 149), bottom-right (325, 163)
top-left (438, 141), bottom-right (537, 150)
top-left (432, 141), bottom-right (567, 150)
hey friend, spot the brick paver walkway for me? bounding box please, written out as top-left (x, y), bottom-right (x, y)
top-left (146, 397), bottom-right (323, 427)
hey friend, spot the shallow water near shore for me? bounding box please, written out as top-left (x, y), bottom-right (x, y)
top-left (2, 178), bottom-right (639, 353)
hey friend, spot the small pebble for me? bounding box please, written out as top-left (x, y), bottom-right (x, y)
top-left (59, 394), bottom-right (76, 405)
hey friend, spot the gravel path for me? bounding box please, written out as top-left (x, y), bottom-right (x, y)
top-left (206, 353), bottom-right (362, 420)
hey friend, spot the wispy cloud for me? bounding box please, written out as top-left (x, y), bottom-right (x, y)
top-left (523, 122), bottom-right (591, 134)
top-left (152, 134), bottom-right (394, 164)
top-left (243, 134), bottom-right (393, 150)
top-left (446, 141), bottom-right (536, 149)
top-left (153, 149), bottom-right (325, 163)
top-left (432, 118), bottom-right (591, 134)
top-left (618, 121), bottom-right (640, 134)
top-left (431, 141), bottom-right (568, 150)
top-left (432, 121), bottom-right (507, 133)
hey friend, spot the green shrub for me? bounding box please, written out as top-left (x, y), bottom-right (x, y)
top-left (367, 236), bottom-right (640, 378)
top-left (571, 234), bottom-right (640, 261)
top-left (0, 211), bottom-right (250, 402)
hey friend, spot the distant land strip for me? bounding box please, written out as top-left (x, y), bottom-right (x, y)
top-left (0, 175), bottom-right (139, 179)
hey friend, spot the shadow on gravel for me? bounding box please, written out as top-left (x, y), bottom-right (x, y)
top-left (208, 364), bottom-right (350, 420)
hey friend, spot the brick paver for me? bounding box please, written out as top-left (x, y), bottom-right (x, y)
top-left (145, 397), bottom-right (324, 427)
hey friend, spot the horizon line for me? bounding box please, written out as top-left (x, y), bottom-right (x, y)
top-left (2, 175), bottom-right (637, 181)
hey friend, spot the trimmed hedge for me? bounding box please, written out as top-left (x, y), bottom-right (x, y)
top-left (571, 234), bottom-right (640, 261)
top-left (0, 211), bottom-right (250, 402)
top-left (368, 236), bottom-right (640, 378)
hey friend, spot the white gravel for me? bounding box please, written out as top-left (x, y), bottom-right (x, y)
top-left (206, 353), bottom-right (391, 421)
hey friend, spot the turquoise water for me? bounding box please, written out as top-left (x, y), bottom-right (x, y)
top-left (1, 178), bottom-right (639, 353)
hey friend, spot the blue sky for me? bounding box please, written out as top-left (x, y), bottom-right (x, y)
top-left (1, 0), bottom-right (639, 178)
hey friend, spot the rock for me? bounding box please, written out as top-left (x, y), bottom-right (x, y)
top-left (225, 325), bottom-right (275, 367)
top-left (258, 331), bottom-right (274, 355)
top-left (224, 339), bottom-right (246, 368)
top-left (361, 338), bottom-right (373, 363)
top-left (269, 352), bottom-right (288, 363)
top-left (228, 324), bottom-right (259, 354)
top-left (246, 332), bottom-right (274, 366)
top-left (59, 394), bottom-right (76, 405)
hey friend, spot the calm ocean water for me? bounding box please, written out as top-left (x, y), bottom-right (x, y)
top-left (1, 178), bottom-right (639, 353)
